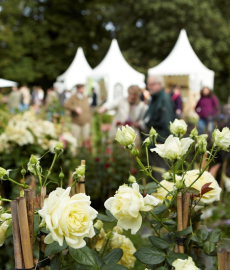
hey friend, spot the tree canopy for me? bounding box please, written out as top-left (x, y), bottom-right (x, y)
top-left (0, 0), bottom-right (230, 102)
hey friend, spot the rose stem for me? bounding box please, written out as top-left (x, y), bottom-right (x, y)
top-left (75, 166), bottom-right (80, 194)
top-left (79, 160), bottom-right (86, 194)
top-left (177, 192), bottom-right (184, 253)
top-left (25, 189), bottom-right (34, 253)
top-left (68, 171), bottom-right (75, 195)
top-left (11, 200), bottom-right (24, 269)
top-left (17, 197), bottom-right (34, 268)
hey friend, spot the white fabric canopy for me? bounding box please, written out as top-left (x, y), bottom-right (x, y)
top-left (148, 29), bottom-right (215, 91)
top-left (0, 78), bottom-right (17, 88)
top-left (57, 47), bottom-right (92, 91)
top-left (92, 39), bottom-right (145, 102)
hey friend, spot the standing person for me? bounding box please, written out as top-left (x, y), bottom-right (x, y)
top-left (32, 86), bottom-right (44, 112)
top-left (8, 86), bottom-right (21, 113)
top-left (136, 76), bottom-right (175, 181)
top-left (172, 85), bottom-right (183, 119)
top-left (195, 87), bottom-right (219, 135)
top-left (59, 89), bottom-right (72, 107)
top-left (64, 84), bottom-right (91, 146)
top-left (98, 85), bottom-right (148, 143)
top-left (19, 85), bottom-right (31, 111)
top-left (91, 88), bottom-right (97, 107)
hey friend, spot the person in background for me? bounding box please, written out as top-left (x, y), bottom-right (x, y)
top-left (195, 87), bottom-right (219, 135)
top-left (64, 84), bottom-right (91, 146)
top-left (172, 85), bottom-right (183, 119)
top-left (8, 86), bottom-right (21, 113)
top-left (59, 89), bottom-right (72, 106)
top-left (91, 87), bottom-right (97, 107)
top-left (32, 86), bottom-right (44, 112)
top-left (19, 85), bottom-right (31, 111)
top-left (45, 87), bottom-right (59, 107)
top-left (136, 76), bottom-right (175, 181)
top-left (98, 85), bottom-right (148, 143)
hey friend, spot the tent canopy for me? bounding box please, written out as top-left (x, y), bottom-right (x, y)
top-left (148, 29), bottom-right (214, 91)
top-left (57, 47), bottom-right (92, 90)
top-left (0, 78), bottom-right (17, 88)
top-left (92, 39), bottom-right (145, 102)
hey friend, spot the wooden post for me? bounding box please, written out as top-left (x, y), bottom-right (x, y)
top-left (17, 197), bottom-right (34, 269)
top-left (79, 160), bottom-right (86, 194)
top-left (11, 200), bottom-right (24, 269)
top-left (218, 239), bottom-right (230, 270)
top-left (182, 193), bottom-right (190, 230)
top-left (177, 192), bottom-right (184, 253)
top-left (25, 189), bottom-right (34, 252)
top-left (40, 186), bottom-right (46, 209)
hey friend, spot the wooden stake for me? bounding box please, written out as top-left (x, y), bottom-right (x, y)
top-left (182, 193), bottom-right (190, 230)
top-left (40, 186), bottom-right (46, 208)
top-left (177, 192), bottom-right (184, 253)
top-left (218, 248), bottom-right (226, 270)
top-left (25, 189), bottom-right (34, 252)
top-left (17, 197), bottom-right (34, 269)
top-left (11, 200), bottom-right (24, 269)
top-left (79, 160), bottom-right (86, 194)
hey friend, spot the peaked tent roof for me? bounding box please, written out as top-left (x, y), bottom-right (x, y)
top-left (92, 39), bottom-right (145, 84)
top-left (148, 29), bottom-right (214, 77)
top-left (57, 47), bottom-right (92, 90)
top-left (0, 78), bottom-right (17, 88)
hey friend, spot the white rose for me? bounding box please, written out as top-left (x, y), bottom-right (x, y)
top-left (213, 127), bottom-right (230, 151)
top-left (110, 233), bottom-right (136, 269)
top-left (170, 119), bottom-right (187, 137)
top-left (48, 140), bottom-right (59, 153)
top-left (151, 135), bottom-right (194, 160)
top-left (172, 256), bottom-right (199, 270)
top-left (115, 125), bottom-right (136, 146)
top-left (38, 187), bottom-right (98, 249)
top-left (151, 180), bottom-right (174, 204)
top-left (0, 213), bottom-right (12, 247)
top-left (104, 183), bottom-right (159, 234)
top-left (94, 220), bottom-right (103, 230)
top-left (184, 170), bottom-right (222, 204)
top-left (196, 134), bottom-right (208, 153)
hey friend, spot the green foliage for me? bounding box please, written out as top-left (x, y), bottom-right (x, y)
top-left (45, 241), bottom-right (68, 257)
top-left (102, 249), bottom-right (123, 265)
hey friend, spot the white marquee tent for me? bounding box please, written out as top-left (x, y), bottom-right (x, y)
top-left (148, 29), bottom-right (215, 92)
top-left (56, 47), bottom-right (92, 91)
top-left (0, 78), bottom-right (17, 88)
top-left (92, 39), bottom-right (145, 102)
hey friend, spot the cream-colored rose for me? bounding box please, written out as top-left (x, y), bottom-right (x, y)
top-left (184, 170), bottom-right (222, 204)
top-left (213, 127), bottom-right (230, 151)
top-left (94, 228), bottom-right (106, 252)
top-left (170, 119), bottom-right (187, 137)
top-left (152, 180), bottom-right (174, 204)
top-left (115, 125), bottom-right (136, 146)
top-left (196, 134), bottom-right (208, 153)
top-left (38, 187), bottom-right (98, 248)
top-left (48, 140), bottom-right (59, 153)
top-left (172, 256), bottom-right (199, 270)
top-left (110, 233), bottom-right (136, 269)
top-left (94, 220), bottom-right (103, 230)
top-left (0, 213), bottom-right (12, 247)
top-left (151, 135), bottom-right (194, 160)
top-left (104, 183), bottom-right (159, 234)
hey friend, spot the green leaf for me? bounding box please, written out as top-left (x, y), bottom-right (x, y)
top-left (206, 228), bottom-right (221, 242)
top-left (103, 248), bottom-right (123, 264)
top-left (152, 204), bottom-right (167, 215)
top-left (69, 246), bottom-right (98, 268)
top-left (134, 247), bottom-right (165, 265)
top-left (101, 264), bottom-right (127, 270)
top-left (148, 236), bottom-right (170, 250)
top-left (164, 232), bottom-right (175, 245)
top-left (45, 240), bottom-right (68, 257)
top-left (105, 210), bottom-right (116, 221)
top-left (5, 222), bottom-right (12, 238)
top-left (50, 254), bottom-right (61, 270)
top-left (196, 229), bottom-right (209, 241)
top-left (175, 225), bottom-right (192, 237)
top-left (61, 263), bottom-right (85, 270)
top-left (166, 252), bottom-right (188, 265)
top-left (97, 213), bottom-right (115, 223)
top-left (92, 250), bottom-right (103, 267)
top-left (203, 241), bottom-right (216, 255)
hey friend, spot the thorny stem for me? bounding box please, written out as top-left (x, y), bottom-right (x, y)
top-left (7, 177), bottom-right (28, 189)
top-left (150, 211), bottom-right (169, 232)
top-left (43, 153), bottom-right (58, 186)
top-left (101, 239), bottom-right (110, 257)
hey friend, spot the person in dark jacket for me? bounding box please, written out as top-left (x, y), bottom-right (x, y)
top-left (135, 75), bottom-right (175, 181)
top-left (172, 85), bottom-right (183, 119)
top-left (91, 88), bottom-right (97, 107)
top-left (195, 87), bottom-right (219, 135)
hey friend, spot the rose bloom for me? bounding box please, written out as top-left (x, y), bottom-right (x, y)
top-left (151, 135), bottom-right (194, 160)
top-left (170, 119), bottom-right (187, 137)
top-left (152, 180), bottom-right (174, 204)
top-left (38, 187), bottom-right (98, 248)
top-left (212, 127), bottom-right (230, 151)
top-left (115, 125), bottom-right (136, 146)
top-left (94, 228), bottom-right (107, 252)
top-left (0, 213), bottom-right (12, 247)
top-left (110, 233), bottom-right (136, 269)
top-left (172, 256), bottom-right (199, 270)
top-left (104, 183), bottom-right (159, 234)
top-left (184, 170), bottom-right (222, 204)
